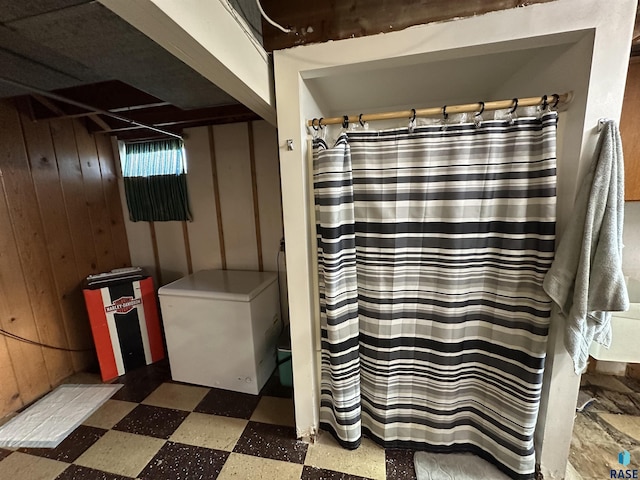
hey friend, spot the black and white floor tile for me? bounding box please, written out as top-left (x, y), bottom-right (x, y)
top-left (0, 361), bottom-right (417, 480)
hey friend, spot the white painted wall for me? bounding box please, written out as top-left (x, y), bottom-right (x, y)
top-left (215, 123), bottom-right (260, 270)
top-left (273, 1), bottom-right (637, 478)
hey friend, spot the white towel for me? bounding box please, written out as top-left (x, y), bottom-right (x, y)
top-left (543, 120), bottom-right (628, 374)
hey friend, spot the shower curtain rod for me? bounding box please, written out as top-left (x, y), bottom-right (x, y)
top-left (306, 92), bottom-right (572, 127)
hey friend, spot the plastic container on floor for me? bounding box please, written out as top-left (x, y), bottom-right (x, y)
top-left (277, 326), bottom-right (292, 388)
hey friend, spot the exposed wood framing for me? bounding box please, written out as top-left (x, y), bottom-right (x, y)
top-left (30, 94), bottom-right (112, 135)
top-left (25, 80), bottom-right (259, 141)
top-left (0, 99), bottom-right (130, 417)
top-left (208, 125), bottom-right (227, 270)
top-left (149, 222), bottom-right (162, 284)
top-left (181, 221), bottom-right (194, 275)
top-left (260, 0), bottom-right (556, 51)
top-left (622, 61), bottom-right (640, 200)
top-left (31, 94), bottom-right (66, 116)
top-left (248, 122), bottom-right (263, 271)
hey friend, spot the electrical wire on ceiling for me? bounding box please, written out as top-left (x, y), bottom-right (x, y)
top-left (229, 0), bottom-right (263, 39)
top-left (255, 0), bottom-right (291, 33)
top-left (218, 0), bottom-right (270, 64)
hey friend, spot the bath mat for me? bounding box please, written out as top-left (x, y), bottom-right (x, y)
top-left (0, 384), bottom-right (122, 448)
top-left (414, 451), bottom-right (511, 480)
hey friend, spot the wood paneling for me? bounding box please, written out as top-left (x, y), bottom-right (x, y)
top-left (622, 61), bottom-right (640, 201)
top-left (120, 120), bottom-right (284, 285)
top-left (184, 126), bottom-right (223, 271)
top-left (1, 101), bottom-right (72, 386)
top-left (181, 222), bottom-right (193, 275)
top-left (215, 123), bottom-right (259, 270)
top-left (51, 118), bottom-right (99, 275)
top-left (253, 121), bottom-right (284, 272)
top-left (208, 125), bottom-right (227, 270)
top-left (154, 221), bottom-right (188, 285)
top-left (248, 123), bottom-right (263, 271)
top-left (73, 120), bottom-right (116, 272)
top-left (0, 334), bottom-right (20, 415)
top-left (0, 170), bottom-right (50, 406)
top-left (149, 222), bottom-right (162, 284)
top-left (95, 134), bottom-right (131, 268)
top-left (261, 0), bottom-right (556, 51)
top-left (0, 99), bottom-right (131, 418)
top-left (17, 103), bottom-right (92, 372)
top-left (116, 176), bottom-right (157, 283)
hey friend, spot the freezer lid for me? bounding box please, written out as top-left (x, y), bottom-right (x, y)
top-left (157, 269), bottom-right (277, 301)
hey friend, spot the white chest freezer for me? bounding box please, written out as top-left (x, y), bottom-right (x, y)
top-left (158, 269), bottom-right (280, 395)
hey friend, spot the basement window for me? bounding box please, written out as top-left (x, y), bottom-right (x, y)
top-left (122, 139), bottom-right (192, 222)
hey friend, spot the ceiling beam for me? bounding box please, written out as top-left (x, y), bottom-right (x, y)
top-left (99, 0), bottom-right (276, 125)
top-left (27, 80), bottom-right (171, 120)
top-left (31, 93), bottom-right (66, 116)
top-left (30, 92), bottom-right (115, 132)
top-left (87, 113), bottom-right (111, 131)
top-left (109, 103), bottom-right (259, 126)
top-left (27, 84), bottom-right (262, 140)
top-left (110, 102), bottom-right (170, 113)
top-left (0, 77), bottom-right (183, 139)
top-left (29, 103), bottom-right (170, 121)
top-left (109, 112), bottom-right (261, 141)
top-left (87, 104), bottom-right (260, 136)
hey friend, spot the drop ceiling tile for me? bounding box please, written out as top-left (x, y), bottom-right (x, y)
top-left (8, 2), bottom-right (237, 109)
top-left (0, 0), bottom-right (91, 23)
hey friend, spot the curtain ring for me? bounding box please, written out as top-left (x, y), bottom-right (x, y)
top-left (442, 105), bottom-right (448, 120)
top-left (318, 117), bottom-right (324, 129)
top-left (410, 108), bottom-right (416, 123)
top-left (551, 93), bottom-right (560, 109)
top-left (475, 101), bottom-right (485, 116)
top-left (541, 95), bottom-right (548, 110)
top-left (342, 115), bottom-right (349, 129)
top-left (359, 113), bottom-right (365, 127)
top-left (311, 118), bottom-right (319, 131)
top-left (508, 98), bottom-right (518, 114)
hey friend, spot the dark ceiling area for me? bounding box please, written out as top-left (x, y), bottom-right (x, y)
top-left (259, 0), bottom-right (640, 56)
top-left (0, 0), bottom-right (258, 141)
top-left (2, 0), bottom-right (639, 142)
top-left (259, 0), bottom-right (556, 52)
top-left (22, 80), bottom-right (260, 141)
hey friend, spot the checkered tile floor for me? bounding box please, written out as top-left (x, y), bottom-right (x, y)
top-left (0, 361), bottom-right (417, 479)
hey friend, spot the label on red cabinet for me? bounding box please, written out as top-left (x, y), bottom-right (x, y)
top-left (105, 296), bottom-right (141, 315)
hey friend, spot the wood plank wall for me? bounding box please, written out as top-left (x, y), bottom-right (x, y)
top-left (622, 60), bottom-right (640, 201)
top-left (119, 121), bottom-right (286, 315)
top-left (0, 99), bottom-right (131, 417)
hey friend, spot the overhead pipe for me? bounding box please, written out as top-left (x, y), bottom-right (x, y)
top-left (0, 77), bottom-right (182, 140)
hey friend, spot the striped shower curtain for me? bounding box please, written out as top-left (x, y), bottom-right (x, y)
top-left (313, 112), bottom-right (558, 479)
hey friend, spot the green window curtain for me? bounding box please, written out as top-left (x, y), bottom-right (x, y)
top-left (123, 139), bottom-right (192, 222)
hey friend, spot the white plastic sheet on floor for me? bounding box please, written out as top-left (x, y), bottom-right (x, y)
top-left (0, 384), bottom-right (122, 448)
